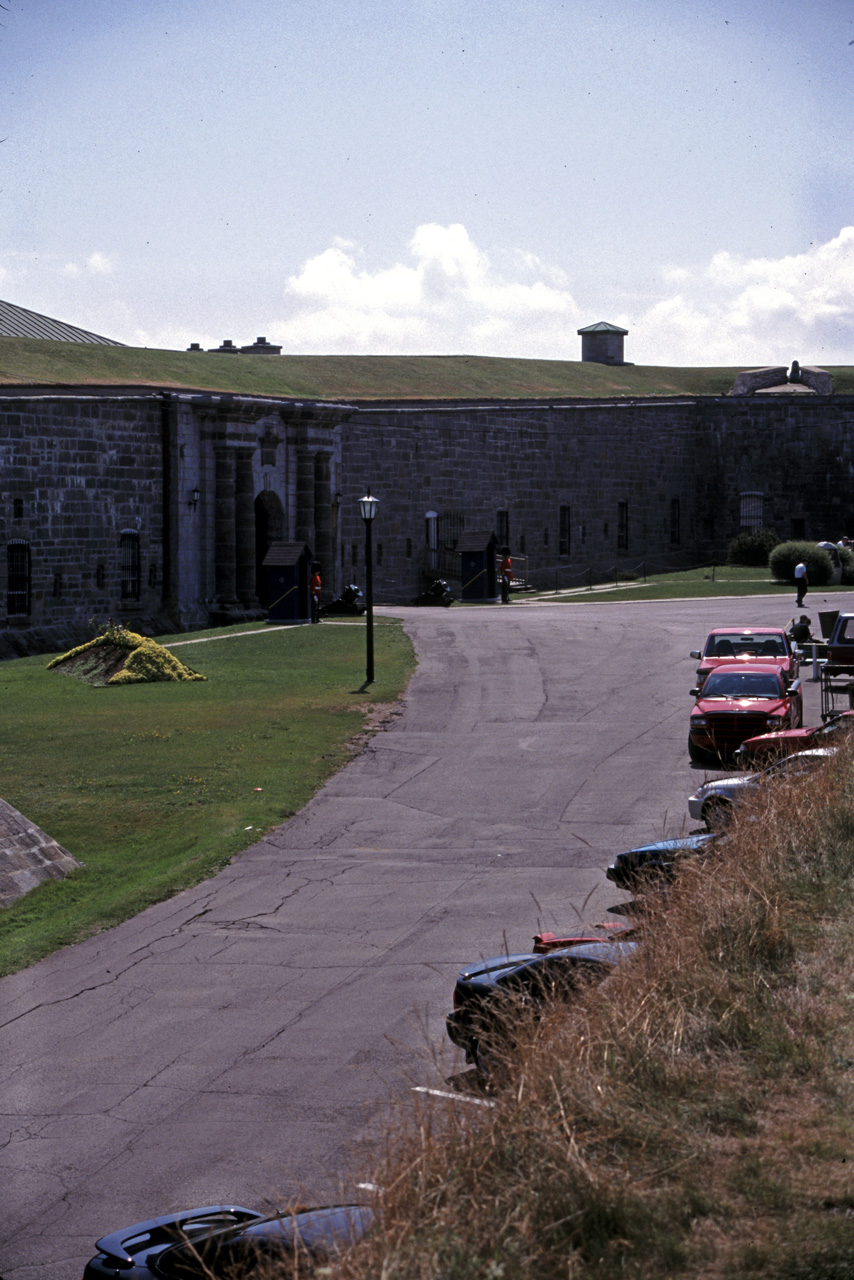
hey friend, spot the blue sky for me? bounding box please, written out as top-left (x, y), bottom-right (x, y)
top-left (3, 0), bottom-right (854, 365)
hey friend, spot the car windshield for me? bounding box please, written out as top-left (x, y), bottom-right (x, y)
top-left (705, 633), bottom-right (786, 658)
top-left (701, 671), bottom-right (782, 698)
top-left (763, 753), bottom-right (830, 779)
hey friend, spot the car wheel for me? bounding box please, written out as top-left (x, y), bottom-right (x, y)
top-left (688, 736), bottom-right (708, 765)
top-left (701, 798), bottom-right (732, 829)
top-left (473, 1037), bottom-right (509, 1086)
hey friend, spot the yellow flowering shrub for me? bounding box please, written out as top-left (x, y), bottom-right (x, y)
top-left (47, 622), bottom-right (205, 685)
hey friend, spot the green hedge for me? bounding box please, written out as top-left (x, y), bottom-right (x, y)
top-left (726, 528), bottom-right (781, 566)
top-left (768, 541), bottom-right (834, 585)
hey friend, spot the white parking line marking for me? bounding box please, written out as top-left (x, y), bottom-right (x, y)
top-left (411, 1086), bottom-right (495, 1108)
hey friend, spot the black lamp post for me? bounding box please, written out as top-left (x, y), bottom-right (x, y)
top-left (359, 491), bottom-right (378, 683)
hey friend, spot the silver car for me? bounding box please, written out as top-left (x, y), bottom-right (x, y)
top-left (688, 748), bottom-right (837, 828)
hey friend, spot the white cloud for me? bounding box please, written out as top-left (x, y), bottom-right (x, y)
top-left (631, 228), bottom-right (854, 365)
top-left (272, 223), bottom-right (854, 365)
top-left (86, 251), bottom-right (114, 274)
top-left (60, 251), bottom-right (114, 279)
top-left (275, 223), bottom-right (581, 356)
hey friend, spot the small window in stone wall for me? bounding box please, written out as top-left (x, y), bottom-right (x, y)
top-left (120, 530), bottom-right (141, 601)
top-left (406, 538), bottom-right (412, 559)
top-left (376, 542), bottom-right (383, 567)
top-left (581, 524), bottom-right (587, 544)
top-left (543, 527), bottom-right (549, 547)
top-left (617, 502), bottom-right (629, 551)
top-left (559, 505), bottom-right (571, 556)
top-left (13, 498), bottom-right (23, 520)
top-left (148, 563), bottom-right (159, 588)
top-left (52, 572), bottom-right (63, 599)
top-left (352, 541), bottom-right (358, 568)
top-left (96, 562), bottom-right (106, 589)
top-left (496, 510), bottom-right (509, 547)
top-left (7, 540), bottom-right (31, 616)
top-left (603, 521), bottom-right (609, 540)
top-left (519, 534), bottom-right (526, 554)
top-left (670, 498), bottom-right (681, 547)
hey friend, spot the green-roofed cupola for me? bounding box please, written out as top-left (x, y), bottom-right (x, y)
top-left (577, 320), bottom-right (629, 365)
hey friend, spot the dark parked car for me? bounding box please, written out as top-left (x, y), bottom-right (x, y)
top-left (605, 833), bottom-right (718, 890)
top-left (83, 1202), bottom-right (372, 1280)
top-left (446, 940), bottom-right (636, 1073)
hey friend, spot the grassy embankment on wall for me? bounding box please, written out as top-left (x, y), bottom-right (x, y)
top-left (0, 619), bottom-right (414, 976)
top-left (9, 335), bottom-right (851, 400)
top-left (330, 749), bottom-right (854, 1280)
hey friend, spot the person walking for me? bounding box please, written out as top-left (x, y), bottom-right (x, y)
top-left (310, 562), bottom-right (322, 623)
top-left (794, 560), bottom-right (808, 608)
top-left (499, 548), bottom-right (512, 604)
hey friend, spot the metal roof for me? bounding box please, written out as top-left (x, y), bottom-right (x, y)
top-left (577, 321), bottom-right (629, 335)
top-left (262, 541), bottom-right (312, 567)
top-left (0, 298), bottom-right (124, 345)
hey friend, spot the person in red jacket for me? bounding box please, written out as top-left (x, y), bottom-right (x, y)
top-left (499, 548), bottom-right (512, 604)
top-left (310, 563), bottom-right (322, 623)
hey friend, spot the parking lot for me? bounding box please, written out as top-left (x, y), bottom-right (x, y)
top-left (0, 593), bottom-right (839, 1279)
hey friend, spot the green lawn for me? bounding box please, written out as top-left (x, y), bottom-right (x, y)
top-left (0, 619), bottom-right (414, 975)
top-left (527, 563), bottom-right (848, 604)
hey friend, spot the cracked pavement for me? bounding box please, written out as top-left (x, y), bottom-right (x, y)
top-left (0, 597), bottom-right (829, 1278)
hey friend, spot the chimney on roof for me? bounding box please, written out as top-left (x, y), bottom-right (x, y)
top-left (577, 321), bottom-right (629, 365)
top-left (240, 336), bottom-right (282, 355)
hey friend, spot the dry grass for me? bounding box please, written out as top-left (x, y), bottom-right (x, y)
top-left (317, 749), bottom-right (854, 1279)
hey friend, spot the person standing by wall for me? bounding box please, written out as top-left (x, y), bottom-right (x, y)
top-left (500, 547), bottom-right (512, 604)
top-left (310, 562), bottom-right (322, 623)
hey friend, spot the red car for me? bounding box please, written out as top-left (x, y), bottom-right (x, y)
top-left (690, 627), bottom-right (800, 689)
top-left (688, 663), bottom-right (803, 764)
top-left (734, 710), bottom-right (854, 767)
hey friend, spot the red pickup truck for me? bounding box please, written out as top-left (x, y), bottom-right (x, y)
top-left (688, 663), bottom-right (803, 764)
top-left (690, 627), bottom-right (801, 688)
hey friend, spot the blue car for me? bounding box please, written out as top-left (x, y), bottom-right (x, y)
top-left (83, 1202), bottom-right (372, 1279)
top-left (605, 833), bottom-right (717, 890)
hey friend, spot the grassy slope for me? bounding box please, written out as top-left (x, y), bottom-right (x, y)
top-left (0, 620), bottom-right (414, 976)
top-left (336, 750), bottom-right (854, 1280)
top-left (0, 335), bottom-right (812, 400)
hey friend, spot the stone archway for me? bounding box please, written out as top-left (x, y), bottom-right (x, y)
top-left (254, 490), bottom-right (285, 606)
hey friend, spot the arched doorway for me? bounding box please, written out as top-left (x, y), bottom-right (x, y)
top-left (254, 491), bottom-right (285, 606)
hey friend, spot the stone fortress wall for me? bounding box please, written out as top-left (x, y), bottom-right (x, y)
top-left (338, 393), bottom-right (854, 601)
top-left (2, 384), bottom-right (854, 651)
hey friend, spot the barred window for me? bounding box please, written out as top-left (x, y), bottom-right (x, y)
top-left (559, 505), bottom-right (571, 556)
top-left (740, 492), bottom-right (764, 532)
top-left (7, 540), bottom-right (31, 616)
top-left (120, 530), bottom-right (141, 601)
top-left (437, 511), bottom-right (465, 552)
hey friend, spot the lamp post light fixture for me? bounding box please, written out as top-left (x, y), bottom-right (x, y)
top-left (187, 486), bottom-right (201, 510)
top-left (359, 491), bottom-right (378, 683)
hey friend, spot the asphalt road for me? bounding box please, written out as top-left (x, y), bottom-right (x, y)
top-left (0, 592), bottom-right (838, 1278)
